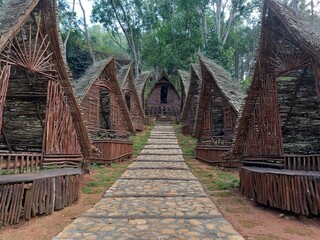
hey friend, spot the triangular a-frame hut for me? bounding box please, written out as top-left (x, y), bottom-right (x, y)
top-left (180, 64), bottom-right (202, 135)
top-left (195, 55), bottom-right (244, 166)
top-left (0, 0), bottom-right (92, 167)
top-left (117, 63), bottom-right (145, 131)
top-left (234, 0), bottom-right (320, 215)
top-left (135, 71), bottom-right (156, 110)
top-left (145, 71), bottom-right (181, 118)
top-left (178, 70), bottom-right (190, 112)
top-left (75, 57), bottom-right (134, 163)
top-left (0, 0), bottom-right (92, 225)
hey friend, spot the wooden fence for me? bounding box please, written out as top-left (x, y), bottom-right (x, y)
top-left (240, 166), bottom-right (320, 216)
top-left (0, 153), bottom-right (42, 175)
top-left (0, 168), bottom-right (80, 225)
top-left (196, 144), bottom-right (240, 167)
top-left (92, 139), bottom-right (133, 163)
top-left (284, 155), bottom-right (320, 171)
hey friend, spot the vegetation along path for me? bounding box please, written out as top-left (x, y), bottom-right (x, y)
top-left (54, 122), bottom-right (243, 239)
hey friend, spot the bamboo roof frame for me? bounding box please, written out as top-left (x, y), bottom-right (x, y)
top-left (231, 0), bottom-right (320, 160)
top-left (0, 0), bottom-right (93, 162)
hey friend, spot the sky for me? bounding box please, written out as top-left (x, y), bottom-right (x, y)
top-left (67, 0), bottom-right (93, 24)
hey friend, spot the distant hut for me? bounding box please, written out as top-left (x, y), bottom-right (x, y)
top-left (117, 63), bottom-right (144, 131)
top-left (135, 71), bottom-right (156, 110)
top-left (75, 57), bottom-right (134, 163)
top-left (180, 64), bottom-right (202, 135)
top-left (178, 70), bottom-right (190, 112)
top-left (233, 0), bottom-right (320, 215)
top-left (195, 55), bottom-right (244, 166)
top-left (0, 0), bottom-right (92, 225)
top-left (145, 71), bottom-right (181, 118)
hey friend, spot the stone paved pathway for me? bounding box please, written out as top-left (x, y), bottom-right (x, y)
top-left (54, 122), bottom-right (244, 240)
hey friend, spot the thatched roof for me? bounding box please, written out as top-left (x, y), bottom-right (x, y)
top-left (198, 54), bottom-right (244, 114)
top-left (0, 0), bottom-right (39, 52)
top-left (191, 63), bottom-right (201, 81)
top-left (178, 70), bottom-right (190, 98)
top-left (268, 0), bottom-right (320, 61)
top-left (135, 71), bottom-right (151, 96)
top-left (74, 57), bottom-right (113, 102)
top-left (117, 63), bottom-right (132, 88)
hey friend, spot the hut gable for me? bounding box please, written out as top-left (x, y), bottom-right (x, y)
top-left (117, 63), bottom-right (145, 131)
top-left (75, 57), bottom-right (134, 138)
top-left (0, 0), bottom-right (92, 165)
top-left (232, 0), bottom-right (320, 163)
top-left (178, 69), bottom-right (190, 112)
top-left (195, 54), bottom-right (244, 142)
top-left (180, 64), bottom-right (202, 135)
top-left (135, 71), bottom-right (155, 109)
top-left (145, 71), bottom-right (181, 117)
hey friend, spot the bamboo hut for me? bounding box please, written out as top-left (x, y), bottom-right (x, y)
top-left (145, 71), bottom-right (181, 118)
top-left (0, 0), bottom-right (92, 225)
top-left (117, 63), bottom-right (144, 131)
top-left (135, 71), bottom-right (156, 110)
top-left (179, 64), bottom-right (202, 135)
top-left (75, 57), bottom-right (134, 163)
top-left (233, 0), bottom-right (320, 215)
top-left (195, 54), bottom-right (244, 167)
top-left (178, 70), bottom-right (190, 112)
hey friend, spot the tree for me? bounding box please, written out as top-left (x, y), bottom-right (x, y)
top-left (92, 0), bottom-right (143, 77)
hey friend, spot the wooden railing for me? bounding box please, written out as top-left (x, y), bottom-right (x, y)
top-left (88, 127), bottom-right (131, 140)
top-left (145, 106), bottom-right (180, 117)
top-left (92, 139), bottom-right (133, 163)
top-left (0, 153), bottom-right (42, 175)
top-left (42, 154), bottom-right (83, 169)
top-left (196, 144), bottom-right (239, 167)
top-left (284, 154), bottom-right (320, 171)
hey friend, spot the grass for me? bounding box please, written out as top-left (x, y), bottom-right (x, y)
top-left (82, 161), bottom-right (132, 194)
top-left (173, 123), bottom-right (239, 193)
top-left (130, 122), bottom-right (155, 157)
top-left (172, 124), bottom-right (197, 159)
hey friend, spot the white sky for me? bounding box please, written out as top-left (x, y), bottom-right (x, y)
top-left (67, 0), bottom-right (93, 24)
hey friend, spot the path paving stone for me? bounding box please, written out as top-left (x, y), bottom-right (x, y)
top-left (121, 169), bottom-right (197, 180)
top-left (104, 179), bottom-right (205, 197)
top-left (147, 139), bottom-right (178, 144)
top-left (144, 144), bottom-right (181, 149)
top-left (140, 149), bottom-right (183, 155)
top-left (135, 154), bottom-right (185, 161)
top-left (128, 161), bottom-right (189, 170)
top-left (54, 122), bottom-right (244, 240)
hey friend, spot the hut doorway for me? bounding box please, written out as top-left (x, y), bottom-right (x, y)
top-left (99, 88), bottom-right (112, 129)
top-left (125, 92), bottom-right (131, 112)
top-left (161, 86), bottom-right (168, 103)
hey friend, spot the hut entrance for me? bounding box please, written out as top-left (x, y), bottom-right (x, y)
top-left (125, 92), bottom-right (131, 112)
top-left (99, 88), bottom-right (112, 130)
top-left (161, 86), bottom-right (168, 103)
top-left (0, 69), bottom-right (47, 153)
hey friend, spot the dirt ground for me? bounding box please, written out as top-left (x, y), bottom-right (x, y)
top-left (187, 159), bottom-right (320, 240)
top-left (1, 160), bottom-right (320, 240)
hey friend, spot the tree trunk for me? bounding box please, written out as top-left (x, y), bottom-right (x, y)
top-left (216, 0), bottom-right (222, 39)
top-left (63, 0), bottom-right (75, 60)
top-left (112, 0), bottom-right (140, 78)
top-left (79, 0), bottom-right (95, 62)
